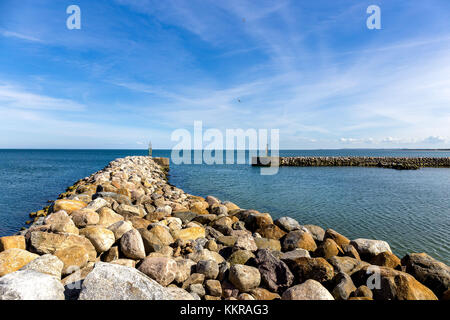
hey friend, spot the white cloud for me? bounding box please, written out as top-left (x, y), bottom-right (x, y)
top-left (0, 83), bottom-right (85, 111)
top-left (1, 30), bottom-right (42, 42)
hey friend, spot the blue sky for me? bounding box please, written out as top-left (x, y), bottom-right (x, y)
top-left (0, 0), bottom-right (450, 149)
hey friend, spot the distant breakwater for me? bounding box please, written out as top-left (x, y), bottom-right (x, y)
top-left (252, 156), bottom-right (450, 170)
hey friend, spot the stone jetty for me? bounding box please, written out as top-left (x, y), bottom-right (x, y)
top-left (252, 156), bottom-right (450, 170)
top-left (1, 156), bottom-right (449, 300)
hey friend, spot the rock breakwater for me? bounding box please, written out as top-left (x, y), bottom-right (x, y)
top-left (0, 156), bottom-right (449, 300)
top-left (253, 156), bottom-right (450, 170)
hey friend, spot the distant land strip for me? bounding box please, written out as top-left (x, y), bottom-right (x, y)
top-left (252, 156), bottom-right (450, 170)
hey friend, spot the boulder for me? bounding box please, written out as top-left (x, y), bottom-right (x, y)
top-left (255, 224), bottom-right (286, 240)
top-left (97, 207), bottom-right (124, 227)
top-left (139, 225), bottom-right (174, 254)
top-left (282, 230), bottom-right (317, 252)
top-left (71, 209), bottom-right (100, 228)
top-left (188, 249), bottom-right (225, 264)
top-left (222, 201), bottom-right (240, 212)
top-left (332, 272), bottom-right (356, 300)
top-left (228, 250), bottom-right (255, 266)
top-left (120, 229), bottom-right (146, 260)
top-left (234, 233), bottom-right (257, 251)
top-left (54, 245), bottom-right (89, 276)
top-left (138, 257), bottom-right (178, 286)
top-left (166, 287), bottom-right (197, 300)
top-left (196, 260), bottom-right (219, 279)
top-left (328, 256), bottom-right (369, 276)
top-left (350, 238), bottom-right (391, 260)
top-left (19, 254), bottom-right (64, 278)
top-left (110, 259), bottom-right (136, 268)
top-left (0, 235), bottom-right (26, 251)
top-left (304, 225), bottom-right (325, 242)
top-left (324, 229), bottom-right (350, 247)
top-left (45, 210), bottom-right (79, 235)
top-left (282, 279), bottom-right (334, 300)
top-left (128, 216), bottom-right (151, 230)
top-left (341, 244), bottom-right (361, 260)
top-left (172, 227), bottom-right (206, 241)
top-left (182, 273), bottom-right (205, 290)
top-left (254, 238), bottom-right (281, 251)
top-left (280, 248), bottom-right (311, 263)
top-left (254, 249), bottom-right (294, 293)
top-left (117, 204), bottom-right (142, 218)
top-left (78, 262), bottom-right (173, 300)
top-left (205, 195), bottom-right (220, 207)
top-left (352, 265), bottom-right (438, 300)
top-left (229, 264), bottom-right (261, 292)
top-left (79, 227), bottom-right (115, 253)
top-left (0, 249), bottom-right (39, 276)
top-left (29, 231), bottom-right (96, 261)
top-left (108, 220), bottom-right (133, 240)
top-left (274, 216), bottom-right (302, 232)
top-left (189, 283), bottom-right (205, 297)
top-left (401, 253), bottom-right (450, 298)
top-left (314, 238), bottom-right (343, 259)
top-left (86, 198), bottom-right (108, 212)
top-left (174, 259), bottom-right (196, 283)
top-left (205, 279), bottom-right (222, 296)
top-left (249, 288), bottom-right (281, 300)
top-left (352, 285), bottom-right (373, 298)
top-left (370, 251), bottom-right (401, 269)
top-left (173, 212), bottom-right (198, 224)
top-left (288, 257), bottom-right (334, 284)
top-left (0, 270), bottom-right (65, 300)
top-left (52, 199), bottom-right (87, 214)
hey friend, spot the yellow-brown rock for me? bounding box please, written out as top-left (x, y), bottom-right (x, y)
top-left (54, 245), bottom-right (89, 275)
top-left (370, 251), bottom-right (401, 269)
top-left (97, 207), bottom-right (124, 227)
top-left (256, 224), bottom-right (286, 240)
top-left (172, 226), bottom-right (206, 241)
top-left (52, 199), bottom-right (87, 214)
top-left (0, 248), bottom-right (39, 276)
top-left (0, 235), bottom-right (26, 251)
top-left (250, 288), bottom-right (281, 300)
top-left (79, 227), bottom-right (115, 253)
top-left (324, 229), bottom-right (350, 247)
top-left (189, 201), bottom-right (209, 215)
top-left (30, 231), bottom-right (97, 261)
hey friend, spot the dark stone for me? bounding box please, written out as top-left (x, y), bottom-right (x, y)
top-left (254, 249), bottom-right (294, 294)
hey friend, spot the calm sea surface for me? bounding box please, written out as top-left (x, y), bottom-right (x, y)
top-left (0, 149), bottom-right (449, 264)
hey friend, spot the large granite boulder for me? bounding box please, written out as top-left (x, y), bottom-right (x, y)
top-left (282, 279), bottom-right (334, 300)
top-left (0, 248), bottom-right (39, 276)
top-left (350, 238), bottom-right (391, 260)
top-left (78, 262), bottom-right (173, 300)
top-left (0, 270), bottom-right (65, 300)
top-left (401, 253), bottom-right (450, 298)
top-left (254, 249), bottom-right (294, 293)
top-left (352, 265), bottom-right (438, 300)
top-left (30, 231), bottom-right (96, 261)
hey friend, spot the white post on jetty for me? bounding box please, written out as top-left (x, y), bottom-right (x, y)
top-left (148, 141), bottom-right (152, 157)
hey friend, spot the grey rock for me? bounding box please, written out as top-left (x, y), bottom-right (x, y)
top-left (78, 262), bottom-right (173, 300)
top-left (282, 279), bottom-right (334, 300)
top-left (350, 238), bottom-right (391, 259)
top-left (19, 254), bottom-right (64, 279)
top-left (274, 216), bottom-right (301, 232)
top-left (196, 260), bottom-right (219, 279)
top-left (0, 270), bottom-right (65, 300)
